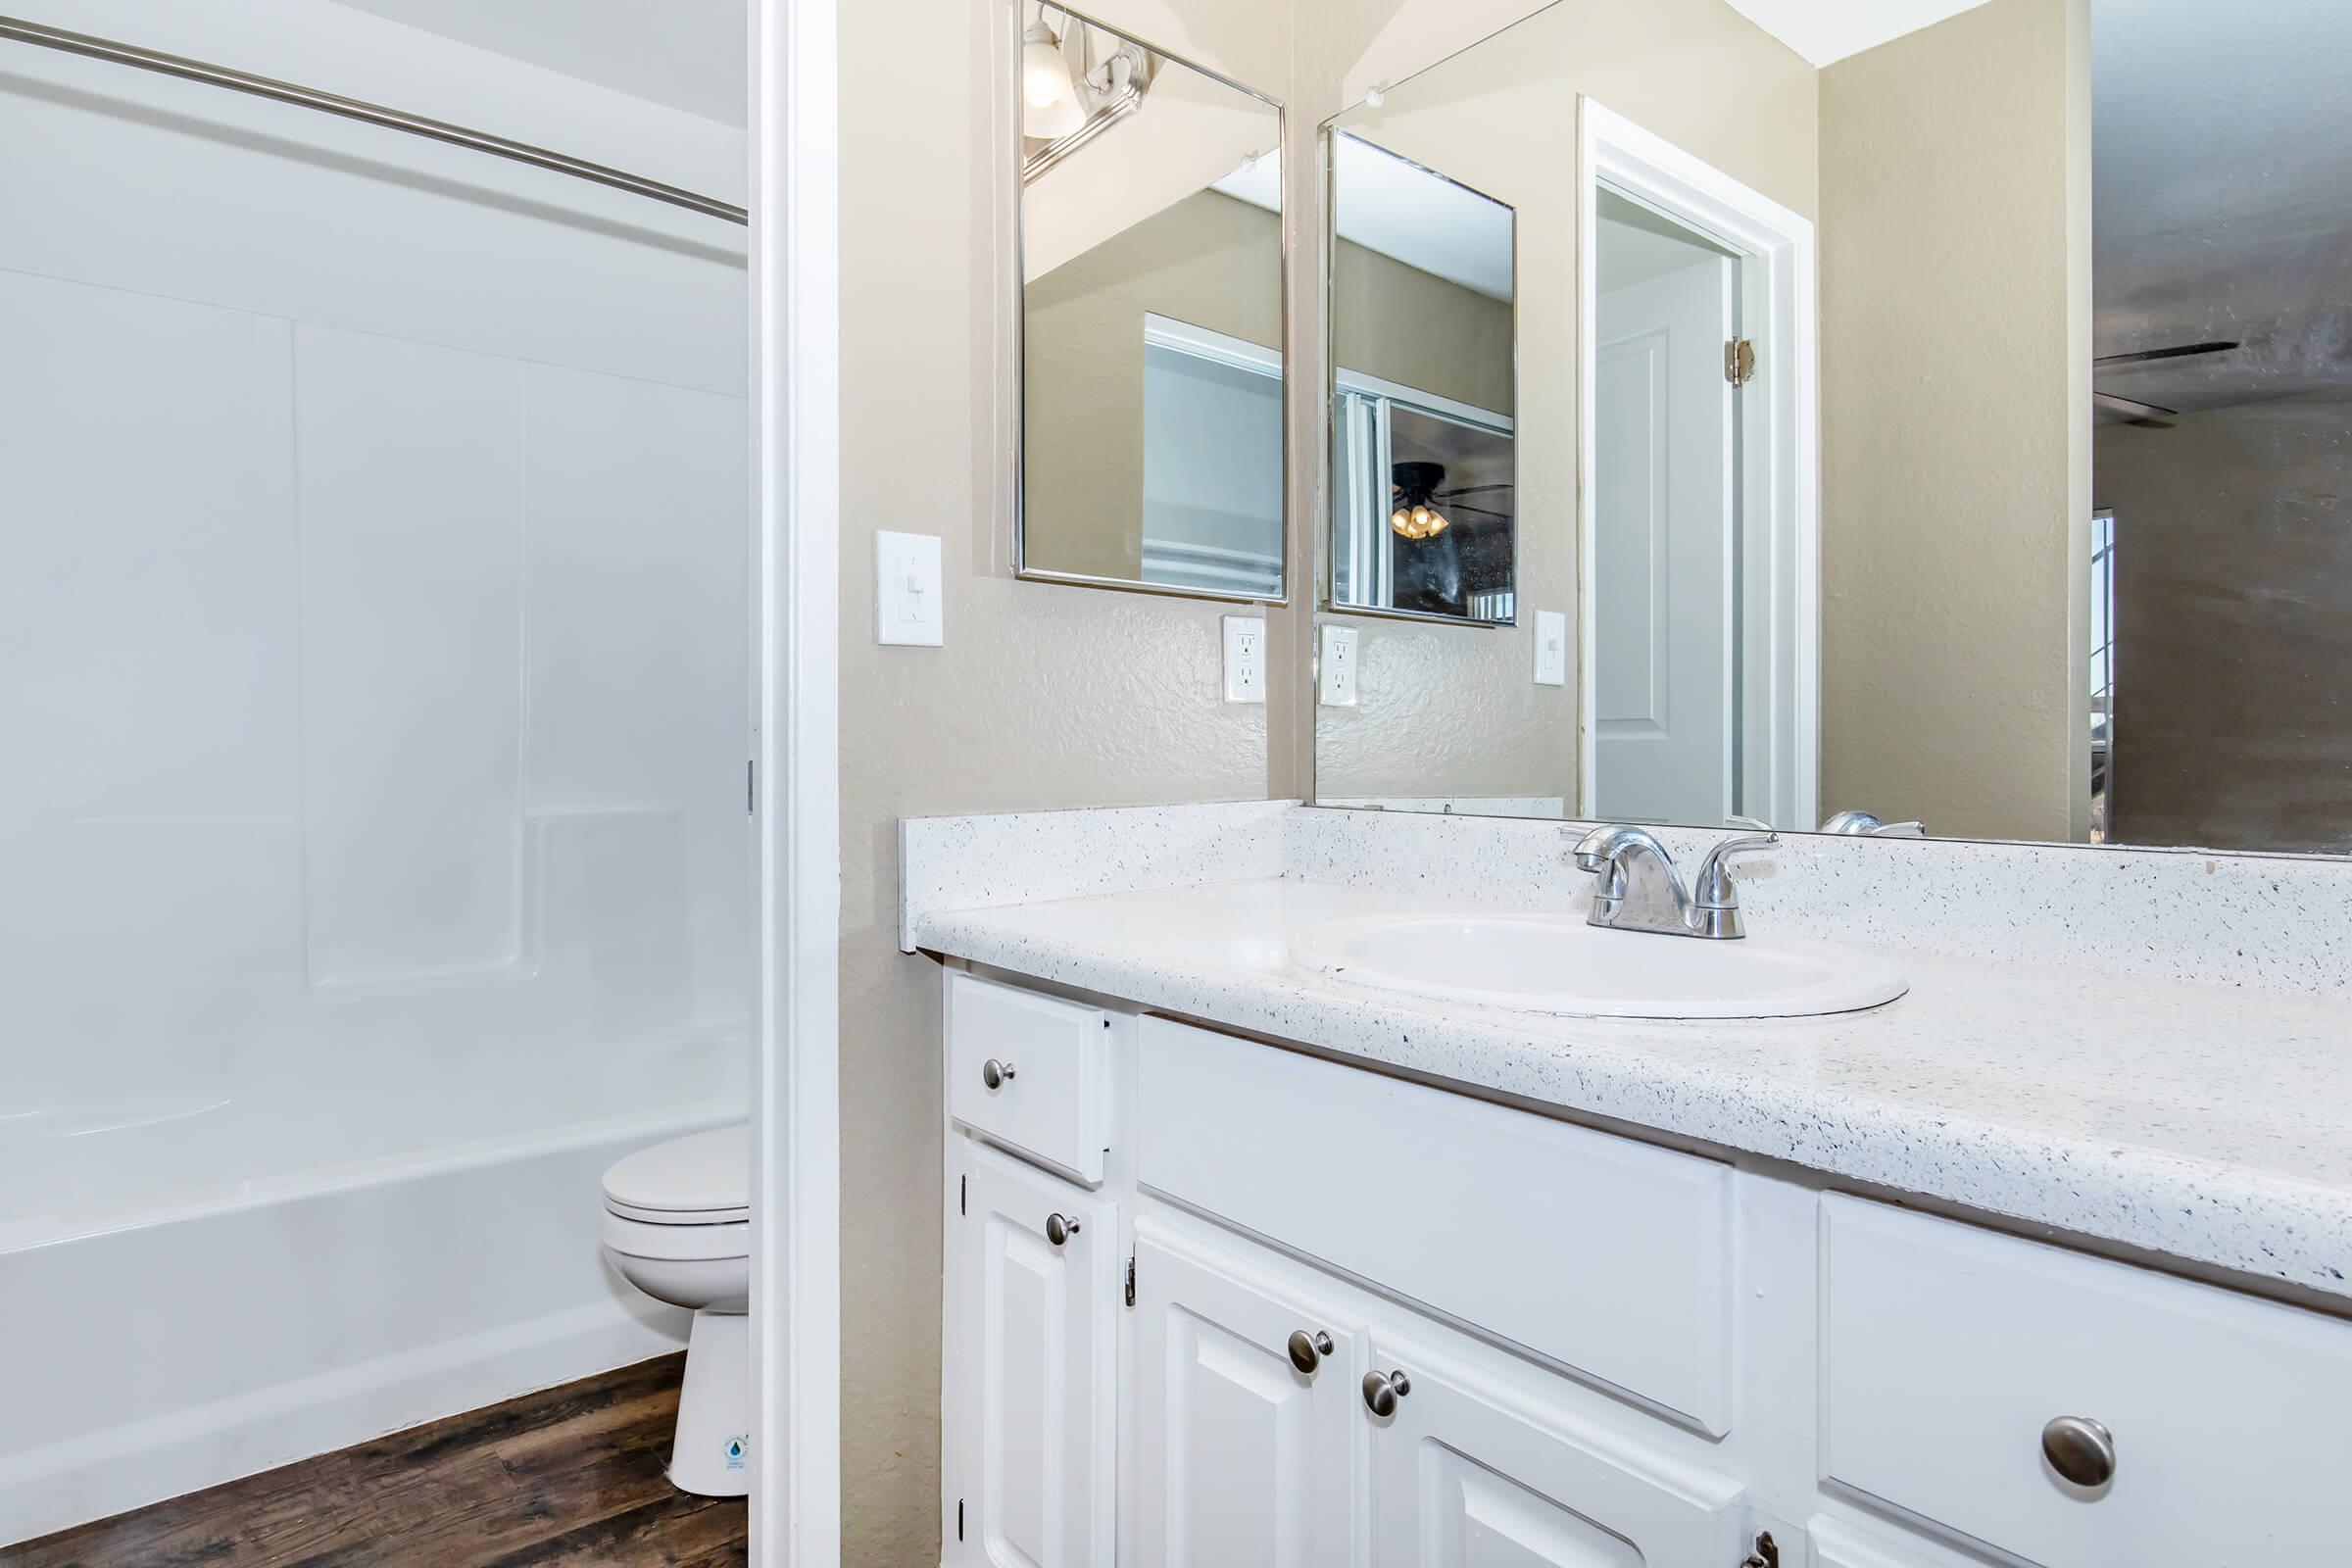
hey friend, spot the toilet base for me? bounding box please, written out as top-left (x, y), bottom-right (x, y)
top-left (667, 1307), bottom-right (751, 1496)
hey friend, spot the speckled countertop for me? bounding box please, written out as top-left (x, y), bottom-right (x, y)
top-left (911, 876), bottom-right (2352, 1302)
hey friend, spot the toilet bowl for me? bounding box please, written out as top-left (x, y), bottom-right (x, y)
top-left (600, 1124), bottom-right (751, 1496)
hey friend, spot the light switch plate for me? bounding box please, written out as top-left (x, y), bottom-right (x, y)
top-left (1221, 615), bottom-right (1266, 704)
top-left (875, 530), bottom-right (943, 647)
top-left (1534, 610), bottom-right (1567, 686)
top-left (1319, 624), bottom-right (1359, 707)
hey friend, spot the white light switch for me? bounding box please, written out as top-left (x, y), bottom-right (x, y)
top-left (1319, 624), bottom-right (1359, 707)
top-left (875, 530), bottom-right (943, 647)
top-left (1222, 615), bottom-right (1266, 704)
top-left (1533, 610), bottom-right (1567, 686)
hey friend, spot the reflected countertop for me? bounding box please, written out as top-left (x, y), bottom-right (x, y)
top-left (910, 875), bottom-right (2352, 1303)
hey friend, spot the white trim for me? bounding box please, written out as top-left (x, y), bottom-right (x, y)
top-left (1143, 313), bottom-right (1279, 377)
top-left (751, 0), bottom-right (840, 1561)
top-left (1334, 366), bottom-right (1514, 434)
top-left (1139, 539), bottom-right (1285, 593)
top-left (1576, 98), bottom-right (1819, 830)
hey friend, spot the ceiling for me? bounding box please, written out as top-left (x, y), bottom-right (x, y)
top-left (327, 0), bottom-right (747, 127)
top-left (1721, 0), bottom-right (1995, 66)
top-left (2093, 0), bottom-right (2352, 416)
top-left (1596, 191), bottom-right (1738, 295)
top-left (1215, 134), bottom-right (1516, 302)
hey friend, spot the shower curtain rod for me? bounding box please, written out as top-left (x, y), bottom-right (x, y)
top-left (0, 13), bottom-right (749, 224)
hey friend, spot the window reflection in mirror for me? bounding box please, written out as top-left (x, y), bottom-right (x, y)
top-left (1016, 8), bottom-right (1285, 602)
top-left (1327, 132), bottom-right (1517, 624)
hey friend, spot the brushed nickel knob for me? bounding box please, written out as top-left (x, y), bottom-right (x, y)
top-left (1287, 1329), bottom-right (1333, 1375)
top-left (981, 1058), bottom-right (1015, 1090)
top-left (2041, 1415), bottom-right (2116, 1488)
top-left (1361, 1368), bottom-right (1411, 1417)
top-left (1044, 1212), bottom-right (1080, 1247)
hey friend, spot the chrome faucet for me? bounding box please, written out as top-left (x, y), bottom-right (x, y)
top-left (1819, 809), bottom-right (1927, 837)
top-left (1569, 825), bottom-right (1778, 940)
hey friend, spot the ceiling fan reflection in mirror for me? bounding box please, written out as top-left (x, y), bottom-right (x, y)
top-left (2090, 338), bottom-right (2239, 426)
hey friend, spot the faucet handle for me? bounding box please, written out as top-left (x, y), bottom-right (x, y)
top-left (1692, 833), bottom-right (1777, 908)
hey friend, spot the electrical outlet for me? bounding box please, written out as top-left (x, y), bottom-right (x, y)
top-left (1319, 624), bottom-right (1359, 707)
top-left (1222, 615), bottom-right (1266, 704)
top-left (1534, 610), bottom-right (1567, 686)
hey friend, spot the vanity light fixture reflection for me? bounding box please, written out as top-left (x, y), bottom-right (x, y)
top-left (1021, 8), bottom-right (1084, 137)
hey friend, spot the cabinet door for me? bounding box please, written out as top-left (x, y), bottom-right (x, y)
top-left (944, 1141), bottom-right (1118, 1568)
top-left (1125, 1219), bottom-right (1365, 1568)
top-left (1367, 1326), bottom-right (1749, 1568)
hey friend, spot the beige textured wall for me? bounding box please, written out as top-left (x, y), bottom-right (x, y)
top-left (1303, 0), bottom-right (1819, 808)
top-left (1817, 0), bottom-right (2092, 842)
top-left (1023, 191), bottom-right (1283, 582)
top-left (2096, 394), bottom-right (2352, 853)
top-left (836, 0), bottom-right (1283, 1560)
top-left (1332, 243), bottom-right (1514, 414)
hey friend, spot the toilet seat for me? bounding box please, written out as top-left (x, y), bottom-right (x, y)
top-left (601, 1124), bottom-right (748, 1226)
top-left (601, 1209), bottom-right (750, 1263)
top-left (605, 1196), bottom-right (750, 1225)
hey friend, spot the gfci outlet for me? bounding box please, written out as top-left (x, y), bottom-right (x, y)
top-left (1222, 615), bottom-right (1266, 704)
top-left (1319, 624), bottom-right (1359, 707)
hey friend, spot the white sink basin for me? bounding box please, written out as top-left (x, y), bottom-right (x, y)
top-left (1294, 912), bottom-right (1907, 1019)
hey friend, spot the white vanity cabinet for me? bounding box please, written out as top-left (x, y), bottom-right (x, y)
top-left (1360, 1321), bottom-right (1751, 1568)
top-left (1123, 1221), bottom-right (1366, 1566)
top-left (942, 1139), bottom-right (1118, 1568)
top-left (937, 969), bottom-right (2352, 1568)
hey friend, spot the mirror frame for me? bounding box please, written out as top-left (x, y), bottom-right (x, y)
top-left (1009, 5), bottom-right (1291, 608)
top-left (1317, 124), bottom-right (1523, 630)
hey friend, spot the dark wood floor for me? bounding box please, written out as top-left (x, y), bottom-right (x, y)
top-left (3, 1354), bottom-right (746, 1568)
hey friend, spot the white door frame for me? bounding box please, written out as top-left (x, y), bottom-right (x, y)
top-left (1576, 99), bottom-right (1819, 830)
top-left (751, 0), bottom-right (840, 1562)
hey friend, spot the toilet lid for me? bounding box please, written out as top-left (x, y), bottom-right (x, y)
top-left (602, 1124), bottom-right (749, 1223)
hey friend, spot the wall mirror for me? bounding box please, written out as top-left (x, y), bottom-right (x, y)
top-left (1313, 0), bottom-right (2352, 858)
top-left (1015, 7), bottom-right (1286, 602)
top-left (1327, 132), bottom-right (1518, 623)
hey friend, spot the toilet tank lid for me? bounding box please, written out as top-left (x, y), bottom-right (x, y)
top-left (602, 1124), bottom-right (749, 1214)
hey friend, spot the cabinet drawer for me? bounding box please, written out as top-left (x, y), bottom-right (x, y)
top-left (1137, 1017), bottom-right (1734, 1432)
top-left (946, 972), bottom-right (1111, 1183)
top-left (1822, 1195), bottom-right (2352, 1566)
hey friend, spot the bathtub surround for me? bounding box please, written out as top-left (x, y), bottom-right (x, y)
top-left (903, 801), bottom-right (2352, 1300)
top-left (0, 3), bottom-right (749, 1544)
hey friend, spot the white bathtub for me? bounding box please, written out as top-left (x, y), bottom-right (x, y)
top-left (0, 1030), bottom-right (743, 1545)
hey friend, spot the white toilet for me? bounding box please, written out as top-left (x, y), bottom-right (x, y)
top-left (600, 1123), bottom-right (751, 1496)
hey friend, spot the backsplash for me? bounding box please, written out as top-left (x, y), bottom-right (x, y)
top-left (897, 799), bottom-right (1290, 951)
top-left (905, 802), bottom-right (2352, 998)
